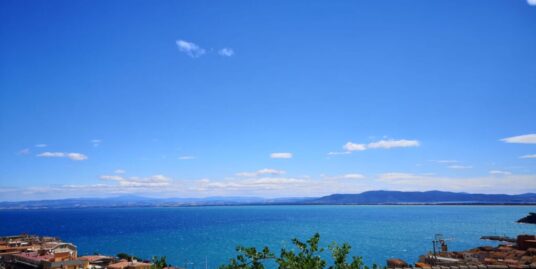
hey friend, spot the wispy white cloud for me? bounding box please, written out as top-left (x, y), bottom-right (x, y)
top-left (236, 168), bottom-right (286, 177)
top-left (520, 154), bottom-right (536, 159)
top-left (489, 170), bottom-right (511, 176)
top-left (343, 174), bottom-right (365, 179)
top-left (431, 160), bottom-right (458, 164)
top-left (100, 175), bottom-right (124, 181)
top-left (193, 171), bottom-right (536, 197)
top-left (196, 177), bottom-right (307, 192)
top-left (501, 134), bottom-right (536, 144)
top-left (447, 165), bottom-right (472, 169)
top-left (431, 160), bottom-right (475, 170)
top-left (179, 155), bottom-right (196, 160)
top-left (176, 40), bottom-right (206, 58)
top-left (343, 142), bottom-right (367, 151)
top-left (323, 173), bottom-right (365, 180)
top-left (35, 144), bottom-right (47, 148)
top-left (367, 139), bottom-right (420, 149)
top-left (378, 172), bottom-right (421, 181)
top-left (218, 48), bottom-right (234, 57)
top-left (37, 152), bottom-right (88, 161)
top-left (528, 0), bottom-right (536, 6)
top-left (4, 170), bottom-right (536, 201)
top-left (68, 153), bottom-right (88, 160)
top-left (270, 152), bottom-right (293, 159)
top-left (327, 151), bottom-right (351, 156)
top-left (341, 138), bottom-right (419, 153)
top-left (100, 174), bottom-right (171, 187)
top-left (91, 139), bottom-right (102, 147)
top-left (376, 172), bottom-right (536, 194)
top-left (114, 169), bottom-right (126, 174)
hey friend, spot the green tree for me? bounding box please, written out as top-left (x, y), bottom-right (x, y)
top-left (276, 233), bottom-right (325, 269)
top-left (219, 246), bottom-right (274, 269)
top-left (151, 256), bottom-right (168, 269)
top-left (219, 233), bottom-right (383, 269)
top-left (116, 253), bottom-right (142, 262)
top-left (329, 242), bottom-right (370, 269)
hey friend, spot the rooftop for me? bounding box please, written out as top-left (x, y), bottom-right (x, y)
top-left (14, 251), bottom-right (54, 262)
top-left (108, 260), bottom-right (152, 269)
top-left (79, 255), bottom-right (115, 262)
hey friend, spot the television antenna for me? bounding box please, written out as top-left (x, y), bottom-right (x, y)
top-left (431, 234), bottom-right (455, 264)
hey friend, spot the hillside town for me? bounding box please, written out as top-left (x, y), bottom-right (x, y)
top-left (2, 234), bottom-right (536, 269)
top-left (0, 235), bottom-right (162, 269)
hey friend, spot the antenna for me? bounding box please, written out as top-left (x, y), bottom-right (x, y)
top-left (431, 234), bottom-right (455, 265)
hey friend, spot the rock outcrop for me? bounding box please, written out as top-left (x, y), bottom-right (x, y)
top-left (387, 258), bottom-right (409, 268)
top-left (415, 235), bottom-right (536, 268)
top-left (518, 213), bottom-right (536, 224)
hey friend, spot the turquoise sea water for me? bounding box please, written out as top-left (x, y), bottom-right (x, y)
top-left (1, 206), bottom-right (535, 268)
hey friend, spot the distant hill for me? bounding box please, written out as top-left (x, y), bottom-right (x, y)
top-left (0, 195), bottom-right (308, 209)
top-left (310, 190), bottom-right (536, 204)
top-left (1, 191), bottom-right (535, 209)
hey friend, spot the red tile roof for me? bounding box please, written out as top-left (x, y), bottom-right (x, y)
top-left (14, 252), bottom-right (54, 262)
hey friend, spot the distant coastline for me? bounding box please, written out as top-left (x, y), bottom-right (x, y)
top-left (1, 190), bottom-right (535, 210)
top-left (2, 203), bottom-right (536, 212)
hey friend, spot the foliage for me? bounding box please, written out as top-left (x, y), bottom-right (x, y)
top-left (328, 242), bottom-right (375, 269)
top-left (151, 256), bottom-right (168, 269)
top-left (116, 253), bottom-right (142, 262)
top-left (219, 246), bottom-right (274, 269)
top-left (219, 233), bottom-right (383, 269)
top-left (277, 233), bottom-right (325, 269)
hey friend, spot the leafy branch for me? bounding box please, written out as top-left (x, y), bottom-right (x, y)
top-left (219, 233), bottom-right (384, 269)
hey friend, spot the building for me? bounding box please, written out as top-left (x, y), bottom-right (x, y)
top-left (79, 255), bottom-right (117, 269)
top-left (107, 260), bottom-right (151, 269)
top-left (2, 251), bottom-right (88, 269)
top-left (0, 235), bottom-right (65, 256)
top-left (0, 235), bottom-right (154, 269)
top-left (0, 236), bottom-right (87, 269)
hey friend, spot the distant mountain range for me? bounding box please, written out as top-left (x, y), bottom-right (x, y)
top-left (1, 190), bottom-right (535, 209)
top-left (308, 190), bottom-right (536, 204)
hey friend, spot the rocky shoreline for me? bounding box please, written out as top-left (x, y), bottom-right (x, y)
top-left (388, 235), bottom-right (536, 269)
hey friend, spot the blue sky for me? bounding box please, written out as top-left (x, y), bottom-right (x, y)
top-left (1, 0), bottom-right (535, 201)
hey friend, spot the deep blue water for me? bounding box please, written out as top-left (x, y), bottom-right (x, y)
top-left (1, 206), bottom-right (535, 268)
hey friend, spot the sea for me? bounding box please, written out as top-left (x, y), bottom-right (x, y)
top-left (1, 205), bottom-right (535, 268)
